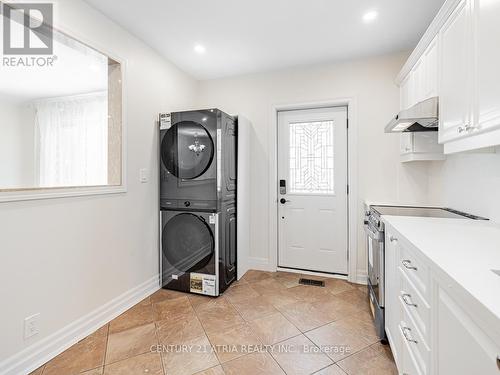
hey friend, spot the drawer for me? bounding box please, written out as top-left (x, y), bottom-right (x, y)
top-left (398, 240), bottom-right (430, 300)
top-left (399, 267), bottom-right (431, 341)
top-left (400, 327), bottom-right (424, 375)
top-left (399, 299), bottom-right (431, 375)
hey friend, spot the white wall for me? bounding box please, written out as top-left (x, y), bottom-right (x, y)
top-left (196, 52), bottom-right (430, 280)
top-left (0, 97), bottom-right (35, 188)
top-left (428, 149), bottom-right (500, 222)
top-left (0, 0), bottom-right (197, 368)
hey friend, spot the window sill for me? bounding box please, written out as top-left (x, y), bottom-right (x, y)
top-left (0, 185), bottom-right (127, 203)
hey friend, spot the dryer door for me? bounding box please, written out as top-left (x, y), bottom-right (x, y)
top-left (162, 212), bottom-right (215, 276)
top-left (161, 121), bottom-right (214, 180)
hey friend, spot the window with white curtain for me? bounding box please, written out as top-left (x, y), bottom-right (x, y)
top-left (35, 92), bottom-right (108, 187)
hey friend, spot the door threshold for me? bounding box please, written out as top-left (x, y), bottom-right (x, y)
top-left (276, 266), bottom-right (348, 280)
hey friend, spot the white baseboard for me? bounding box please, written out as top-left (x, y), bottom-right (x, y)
top-left (1, 275), bottom-right (160, 375)
top-left (276, 267), bottom-right (349, 280)
top-left (246, 257), bottom-right (275, 272)
top-left (355, 270), bottom-right (368, 285)
top-left (245, 259), bottom-right (366, 284)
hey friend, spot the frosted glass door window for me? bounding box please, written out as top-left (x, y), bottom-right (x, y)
top-left (289, 120), bottom-right (335, 194)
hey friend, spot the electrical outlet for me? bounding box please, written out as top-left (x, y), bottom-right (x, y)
top-left (24, 313), bottom-right (40, 339)
top-left (140, 168), bottom-right (149, 183)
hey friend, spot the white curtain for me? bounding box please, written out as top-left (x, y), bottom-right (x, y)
top-left (35, 92), bottom-right (108, 187)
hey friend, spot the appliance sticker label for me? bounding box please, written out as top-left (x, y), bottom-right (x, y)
top-left (190, 273), bottom-right (216, 296)
top-left (209, 214), bottom-right (216, 224)
top-left (159, 113), bottom-right (171, 130)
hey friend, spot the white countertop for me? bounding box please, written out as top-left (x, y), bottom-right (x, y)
top-left (382, 215), bottom-right (500, 323)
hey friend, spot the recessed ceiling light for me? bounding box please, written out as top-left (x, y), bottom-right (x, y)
top-left (194, 44), bottom-right (206, 54)
top-left (363, 10), bottom-right (378, 23)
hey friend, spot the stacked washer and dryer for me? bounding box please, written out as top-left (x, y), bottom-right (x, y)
top-left (159, 109), bottom-right (237, 296)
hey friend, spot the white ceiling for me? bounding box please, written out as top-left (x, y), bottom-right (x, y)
top-left (85, 0), bottom-right (445, 80)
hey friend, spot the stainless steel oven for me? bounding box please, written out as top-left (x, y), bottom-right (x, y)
top-left (364, 212), bottom-right (385, 340)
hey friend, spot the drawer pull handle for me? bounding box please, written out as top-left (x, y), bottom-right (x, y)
top-left (402, 260), bottom-right (418, 271)
top-left (402, 293), bottom-right (418, 308)
top-left (390, 236), bottom-right (398, 243)
top-left (401, 326), bottom-right (418, 344)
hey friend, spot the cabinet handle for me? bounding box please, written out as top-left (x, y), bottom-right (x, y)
top-left (402, 293), bottom-right (418, 308)
top-left (459, 124), bottom-right (478, 134)
top-left (390, 236), bottom-right (398, 243)
top-left (402, 259), bottom-right (418, 271)
top-left (401, 326), bottom-right (418, 344)
top-left (464, 124), bottom-right (478, 132)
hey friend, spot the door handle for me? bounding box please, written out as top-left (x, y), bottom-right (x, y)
top-left (280, 198), bottom-right (290, 204)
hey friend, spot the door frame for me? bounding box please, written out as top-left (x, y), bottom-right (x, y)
top-left (268, 97), bottom-right (360, 283)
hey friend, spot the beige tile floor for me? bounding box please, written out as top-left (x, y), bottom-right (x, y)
top-left (30, 271), bottom-right (397, 375)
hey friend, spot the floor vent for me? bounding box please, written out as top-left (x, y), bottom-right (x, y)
top-left (299, 278), bottom-right (325, 287)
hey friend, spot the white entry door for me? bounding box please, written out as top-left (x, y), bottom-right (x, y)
top-left (277, 107), bottom-right (348, 274)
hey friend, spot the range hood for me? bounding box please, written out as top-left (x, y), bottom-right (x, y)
top-left (385, 97), bottom-right (439, 133)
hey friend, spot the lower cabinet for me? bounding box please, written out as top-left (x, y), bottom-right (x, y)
top-left (384, 224), bottom-right (500, 375)
top-left (400, 326), bottom-right (425, 375)
top-left (436, 286), bottom-right (500, 374)
top-left (385, 228), bottom-right (401, 363)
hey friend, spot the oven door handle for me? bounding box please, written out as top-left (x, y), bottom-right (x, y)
top-left (364, 224), bottom-right (383, 242)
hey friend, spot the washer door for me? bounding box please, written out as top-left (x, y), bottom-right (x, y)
top-left (161, 121), bottom-right (214, 180)
top-left (162, 213), bottom-right (214, 273)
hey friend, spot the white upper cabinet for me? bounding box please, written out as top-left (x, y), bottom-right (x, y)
top-left (400, 36), bottom-right (440, 111)
top-left (421, 36), bottom-right (439, 101)
top-left (398, 0), bottom-right (500, 153)
top-left (411, 59), bottom-right (425, 106)
top-left (397, 35), bottom-right (443, 162)
top-left (400, 75), bottom-right (411, 111)
top-left (439, 0), bottom-right (473, 144)
top-left (475, 0), bottom-right (500, 134)
top-left (400, 133), bottom-right (445, 163)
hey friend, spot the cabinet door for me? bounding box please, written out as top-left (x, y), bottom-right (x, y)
top-left (402, 336), bottom-right (424, 375)
top-left (412, 133), bottom-right (443, 154)
top-left (400, 133), bottom-right (413, 155)
top-left (436, 286), bottom-right (500, 374)
top-left (400, 75), bottom-right (410, 111)
top-left (412, 59), bottom-right (425, 105)
top-left (439, 0), bottom-right (472, 143)
top-left (422, 36), bottom-right (439, 100)
top-left (475, 0), bottom-right (500, 132)
top-left (385, 230), bottom-right (402, 366)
